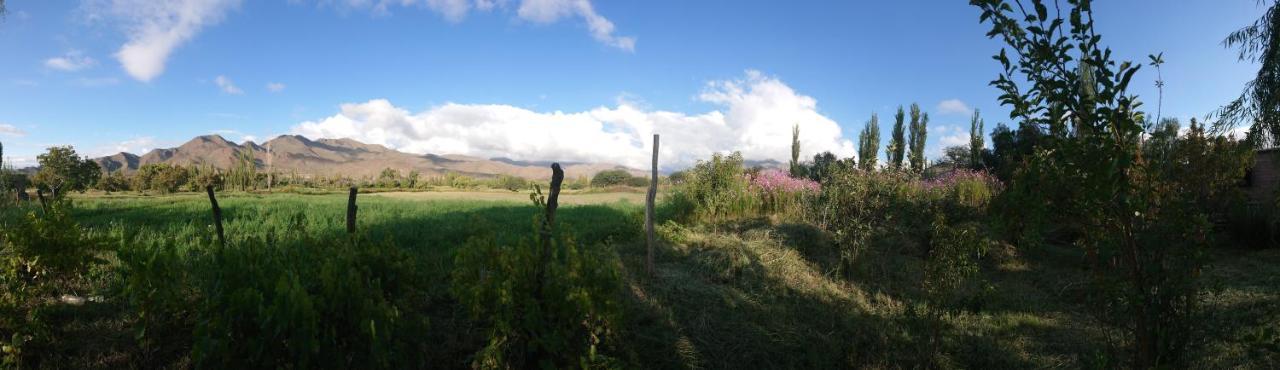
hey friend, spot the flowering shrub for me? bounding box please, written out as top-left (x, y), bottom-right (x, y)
top-left (920, 170), bottom-right (1001, 193)
top-left (749, 169), bottom-right (820, 218)
top-left (750, 169), bottom-right (821, 194)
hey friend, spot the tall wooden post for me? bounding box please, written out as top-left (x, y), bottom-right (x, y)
top-left (35, 189), bottom-right (47, 214)
top-left (347, 187), bottom-right (358, 234)
top-left (206, 185), bottom-right (225, 247)
top-left (646, 134), bottom-right (659, 276)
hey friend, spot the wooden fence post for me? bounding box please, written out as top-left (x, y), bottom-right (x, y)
top-left (646, 134), bottom-right (659, 276)
top-left (206, 185), bottom-right (225, 246)
top-left (35, 189), bottom-right (47, 214)
top-left (347, 187), bottom-right (358, 234)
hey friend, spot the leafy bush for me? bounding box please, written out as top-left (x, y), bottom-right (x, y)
top-left (495, 175), bottom-right (528, 192)
top-left (972, 0), bottom-right (1231, 366)
top-left (451, 192), bottom-right (623, 369)
top-left (664, 152), bottom-right (758, 224)
top-left (115, 224), bottom-right (432, 368)
top-left (591, 169), bottom-right (634, 188)
top-left (748, 168), bottom-right (819, 218)
top-left (1, 200), bottom-right (108, 288)
top-left (0, 200), bottom-right (112, 367)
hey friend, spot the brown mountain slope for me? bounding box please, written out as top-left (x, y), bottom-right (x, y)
top-left (93, 134), bottom-right (643, 180)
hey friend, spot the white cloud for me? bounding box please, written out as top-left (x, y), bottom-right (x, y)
top-left (517, 0), bottom-right (633, 51)
top-left (0, 124), bottom-right (28, 137)
top-left (90, 136), bottom-right (165, 157)
top-left (44, 50), bottom-right (98, 71)
top-left (291, 70), bottom-right (854, 170)
top-left (334, 0), bottom-right (633, 51)
top-left (113, 136), bottom-right (158, 154)
top-left (89, 0), bottom-right (243, 82)
top-left (937, 99), bottom-right (972, 116)
top-left (5, 157), bottom-right (37, 168)
top-left (214, 75), bottom-right (243, 94)
top-left (266, 82), bottom-right (286, 92)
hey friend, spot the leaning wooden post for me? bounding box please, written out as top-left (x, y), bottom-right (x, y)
top-left (205, 185), bottom-right (225, 247)
top-left (35, 189), bottom-right (48, 214)
top-left (535, 165), bottom-right (564, 287)
top-left (347, 187), bottom-right (358, 234)
top-left (542, 164), bottom-right (564, 240)
top-left (646, 134), bottom-right (659, 276)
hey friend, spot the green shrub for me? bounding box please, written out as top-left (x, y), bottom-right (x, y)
top-left (113, 221), bottom-right (432, 369)
top-left (664, 152), bottom-right (758, 224)
top-left (451, 194), bottom-right (623, 369)
top-left (495, 175), bottom-right (528, 192)
top-left (590, 169), bottom-right (634, 188)
top-left (0, 199), bottom-right (112, 367)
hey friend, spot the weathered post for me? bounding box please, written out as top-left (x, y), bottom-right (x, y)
top-left (205, 185), bottom-right (225, 247)
top-left (646, 134), bottom-right (659, 276)
top-left (347, 187), bottom-right (358, 234)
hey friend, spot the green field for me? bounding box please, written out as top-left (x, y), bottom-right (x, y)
top-left (3, 191), bottom-right (1274, 368)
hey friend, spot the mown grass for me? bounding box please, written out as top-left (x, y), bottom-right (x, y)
top-left (6, 192), bottom-right (1279, 368)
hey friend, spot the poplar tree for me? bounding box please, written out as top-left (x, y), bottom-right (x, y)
top-left (857, 113), bottom-right (880, 171)
top-left (908, 106), bottom-right (929, 173)
top-left (886, 106), bottom-right (906, 170)
top-left (969, 109), bottom-right (984, 169)
top-left (790, 124), bottom-right (803, 177)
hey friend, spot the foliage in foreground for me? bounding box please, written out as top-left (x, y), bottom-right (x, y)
top-left (117, 222), bottom-right (433, 368)
top-left (972, 0), bottom-right (1253, 367)
top-left (0, 200), bottom-right (112, 367)
top-left (452, 189), bottom-right (624, 369)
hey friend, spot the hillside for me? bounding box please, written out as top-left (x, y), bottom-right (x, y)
top-left (93, 134), bottom-right (643, 180)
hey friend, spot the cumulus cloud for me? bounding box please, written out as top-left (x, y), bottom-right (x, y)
top-left (0, 124), bottom-right (28, 137)
top-left (44, 50), bottom-right (97, 71)
top-left (334, 0), bottom-right (634, 51)
top-left (88, 0), bottom-right (242, 82)
top-left (517, 0), bottom-right (634, 51)
top-left (937, 99), bottom-right (972, 116)
top-left (214, 75), bottom-right (243, 94)
top-left (266, 82), bottom-right (286, 92)
top-left (89, 136), bottom-right (165, 157)
top-left (291, 71), bottom-right (854, 170)
top-left (112, 136), bottom-right (159, 153)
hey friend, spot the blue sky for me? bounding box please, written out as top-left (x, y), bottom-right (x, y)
top-left (0, 0), bottom-right (1264, 169)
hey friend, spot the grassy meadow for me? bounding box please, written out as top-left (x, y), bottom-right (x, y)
top-left (0, 189), bottom-right (1273, 368)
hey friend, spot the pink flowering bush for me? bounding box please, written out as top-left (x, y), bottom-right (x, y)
top-left (921, 170), bottom-right (1003, 210)
top-left (750, 169), bottom-right (821, 194)
top-left (749, 169), bottom-right (820, 218)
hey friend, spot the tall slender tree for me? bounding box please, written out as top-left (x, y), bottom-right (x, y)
top-left (908, 107), bottom-right (929, 173)
top-left (857, 113), bottom-right (880, 171)
top-left (790, 124), bottom-right (804, 177)
top-left (969, 109), bottom-right (984, 169)
top-left (886, 106), bottom-right (906, 170)
top-left (1219, 2), bottom-right (1280, 146)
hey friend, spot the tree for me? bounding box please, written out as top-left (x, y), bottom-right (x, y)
top-left (32, 146), bottom-right (100, 197)
top-left (908, 105), bottom-right (929, 173)
top-left (591, 169), bottom-right (633, 187)
top-left (857, 114), bottom-right (880, 171)
top-left (790, 124), bottom-right (806, 178)
top-left (969, 109), bottom-right (985, 169)
top-left (808, 151), bottom-right (842, 183)
top-left (378, 167), bottom-right (401, 188)
top-left (973, 0), bottom-right (1222, 366)
top-left (1218, 2), bottom-right (1280, 147)
top-left (941, 145), bottom-right (970, 169)
top-left (886, 106), bottom-right (907, 170)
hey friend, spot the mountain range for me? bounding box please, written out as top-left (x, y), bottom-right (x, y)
top-left (92, 134), bottom-right (644, 180)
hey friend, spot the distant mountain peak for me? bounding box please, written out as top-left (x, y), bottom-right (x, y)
top-left (92, 134), bottom-right (643, 180)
